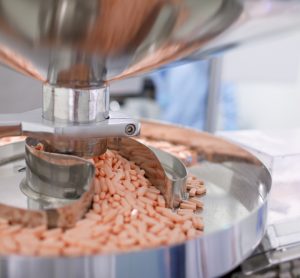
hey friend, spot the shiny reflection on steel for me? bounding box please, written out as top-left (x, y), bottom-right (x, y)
top-left (42, 84), bottom-right (109, 156)
top-left (0, 63), bottom-right (141, 157)
top-left (0, 0), bottom-right (299, 153)
top-left (0, 110), bottom-right (140, 148)
top-left (0, 0), bottom-right (299, 84)
top-left (22, 137), bottom-right (94, 200)
top-left (13, 137), bottom-right (95, 228)
top-left (151, 146), bottom-right (188, 204)
top-left (0, 136), bottom-right (187, 228)
top-left (0, 0), bottom-right (242, 83)
top-left (108, 137), bottom-right (187, 209)
top-left (0, 120), bottom-right (272, 277)
top-left (0, 110), bottom-right (140, 157)
top-left (43, 137), bottom-right (108, 158)
top-left (43, 84), bottom-right (109, 123)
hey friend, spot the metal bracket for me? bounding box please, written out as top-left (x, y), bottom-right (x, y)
top-left (0, 109), bottom-right (140, 156)
top-left (0, 84), bottom-right (140, 156)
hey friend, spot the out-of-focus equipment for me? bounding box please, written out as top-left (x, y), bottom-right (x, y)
top-left (0, 1), bottom-right (298, 277)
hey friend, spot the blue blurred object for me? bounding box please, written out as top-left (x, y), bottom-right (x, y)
top-left (151, 60), bottom-right (237, 131)
top-left (221, 83), bottom-right (237, 131)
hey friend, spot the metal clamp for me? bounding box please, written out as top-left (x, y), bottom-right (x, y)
top-left (0, 85), bottom-right (140, 156)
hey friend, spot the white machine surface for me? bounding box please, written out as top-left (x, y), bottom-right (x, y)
top-left (220, 129), bottom-right (300, 276)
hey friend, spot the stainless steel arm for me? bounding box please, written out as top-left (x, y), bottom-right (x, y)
top-left (0, 109), bottom-right (140, 156)
top-left (0, 85), bottom-right (140, 157)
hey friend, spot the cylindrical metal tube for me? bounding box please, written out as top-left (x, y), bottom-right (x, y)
top-left (44, 137), bottom-right (108, 157)
top-left (42, 85), bottom-right (109, 124)
top-left (42, 84), bottom-right (109, 156)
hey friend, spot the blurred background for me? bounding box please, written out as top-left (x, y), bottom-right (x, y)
top-left (1, 29), bottom-right (300, 134)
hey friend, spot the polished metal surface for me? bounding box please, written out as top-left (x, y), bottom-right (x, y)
top-left (46, 137), bottom-right (108, 158)
top-left (0, 109), bottom-right (140, 156)
top-left (0, 81), bottom-right (141, 156)
top-left (151, 147), bottom-right (188, 207)
top-left (0, 0), bottom-right (300, 154)
top-left (108, 137), bottom-right (187, 209)
top-left (43, 85), bottom-right (109, 123)
top-left (42, 84), bottom-right (110, 155)
top-left (0, 139), bottom-right (95, 228)
top-left (0, 0), bottom-right (299, 84)
top-left (0, 121), bottom-right (272, 278)
top-left (0, 135), bottom-right (187, 227)
top-left (0, 0), bottom-right (239, 84)
top-left (22, 137), bottom-right (94, 202)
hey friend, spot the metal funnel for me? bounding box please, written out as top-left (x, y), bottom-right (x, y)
top-left (0, 0), bottom-right (299, 86)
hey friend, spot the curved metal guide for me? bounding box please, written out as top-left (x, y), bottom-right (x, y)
top-left (0, 136), bottom-right (187, 228)
top-left (108, 137), bottom-right (187, 208)
top-left (0, 138), bottom-right (95, 228)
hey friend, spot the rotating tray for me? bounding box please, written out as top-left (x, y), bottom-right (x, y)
top-left (0, 120), bottom-right (271, 278)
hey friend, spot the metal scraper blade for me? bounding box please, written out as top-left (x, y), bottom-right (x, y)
top-left (108, 137), bottom-right (187, 209)
top-left (0, 137), bottom-right (95, 228)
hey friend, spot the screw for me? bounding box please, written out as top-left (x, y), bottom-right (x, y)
top-left (125, 124), bottom-right (136, 136)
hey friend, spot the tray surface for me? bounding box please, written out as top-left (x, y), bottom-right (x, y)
top-left (0, 121), bottom-right (271, 278)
